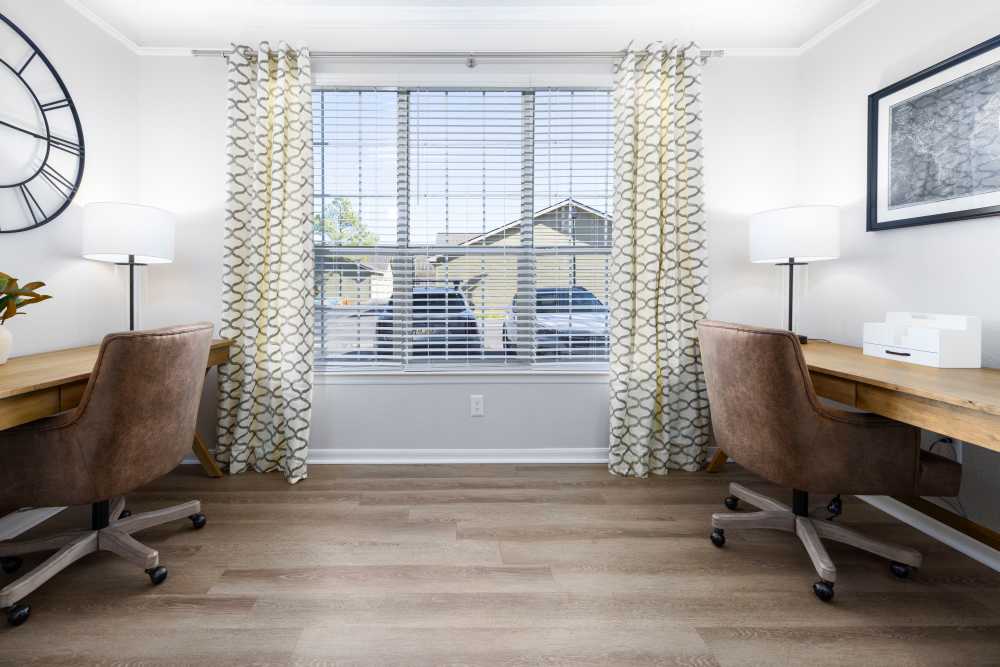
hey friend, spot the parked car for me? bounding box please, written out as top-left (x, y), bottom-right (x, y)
top-left (503, 287), bottom-right (609, 358)
top-left (376, 287), bottom-right (483, 357)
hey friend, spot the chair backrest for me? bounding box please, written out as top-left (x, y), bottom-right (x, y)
top-left (696, 320), bottom-right (833, 489)
top-left (71, 323), bottom-right (214, 500)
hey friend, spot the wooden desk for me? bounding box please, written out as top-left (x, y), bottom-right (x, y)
top-left (804, 342), bottom-right (1000, 454)
top-left (707, 341), bottom-right (1000, 547)
top-left (0, 339), bottom-right (232, 478)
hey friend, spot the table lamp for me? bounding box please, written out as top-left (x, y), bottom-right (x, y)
top-left (749, 205), bottom-right (839, 338)
top-left (82, 202), bottom-right (175, 331)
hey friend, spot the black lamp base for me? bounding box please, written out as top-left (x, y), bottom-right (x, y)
top-left (113, 254), bottom-right (146, 332)
top-left (775, 258), bottom-right (810, 344)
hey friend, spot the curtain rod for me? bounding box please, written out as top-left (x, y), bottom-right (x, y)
top-left (190, 48), bottom-right (725, 63)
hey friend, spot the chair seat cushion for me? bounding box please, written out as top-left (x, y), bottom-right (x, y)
top-left (916, 450), bottom-right (962, 497)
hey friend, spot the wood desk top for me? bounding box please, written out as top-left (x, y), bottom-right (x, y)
top-left (0, 339), bottom-right (232, 400)
top-left (802, 341), bottom-right (1000, 418)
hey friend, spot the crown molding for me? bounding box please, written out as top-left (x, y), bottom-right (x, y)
top-left (799, 0), bottom-right (881, 54)
top-left (63, 0), bottom-right (881, 59)
top-left (134, 46), bottom-right (204, 57)
top-left (722, 47), bottom-right (802, 58)
top-left (63, 0), bottom-right (141, 55)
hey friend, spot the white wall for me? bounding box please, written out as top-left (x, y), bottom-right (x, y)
top-left (0, 1), bottom-right (140, 354)
top-left (311, 373), bottom-right (610, 461)
top-left (790, 0), bottom-right (1000, 530)
top-left (134, 55), bottom-right (229, 443)
top-left (703, 56), bottom-right (801, 329)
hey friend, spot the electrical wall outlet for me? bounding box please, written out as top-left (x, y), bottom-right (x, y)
top-left (470, 394), bottom-right (484, 417)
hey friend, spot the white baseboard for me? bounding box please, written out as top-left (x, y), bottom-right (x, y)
top-left (184, 446), bottom-right (609, 466)
top-left (858, 495), bottom-right (1000, 572)
top-left (307, 447), bottom-right (610, 464)
top-left (184, 446), bottom-right (728, 466)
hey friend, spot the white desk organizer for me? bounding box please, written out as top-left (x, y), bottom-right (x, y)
top-left (863, 312), bottom-right (981, 368)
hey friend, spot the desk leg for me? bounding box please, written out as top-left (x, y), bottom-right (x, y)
top-left (190, 367), bottom-right (224, 479)
top-left (706, 450), bottom-right (728, 473)
top-left (897, 496), bottom-right (1000, 551)
top-left (192, 433), bottom-right (223, 478)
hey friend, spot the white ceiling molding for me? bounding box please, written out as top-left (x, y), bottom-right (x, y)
top-left (722, 48), bottom-right (801, 58)
top-left (798, 0), bottom-right (881, 54)
top-left (63, 0), bottom-right (141, 55)
top-left (63, 0), bottom-right (881, 59)
top-left (133, 46), bottom-right (207, 57)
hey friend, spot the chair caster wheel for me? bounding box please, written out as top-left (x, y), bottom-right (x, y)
top-left (813, 580), bottom-right (835, 602)
top-left (723, 495), bottom-right (740, 511)
top-left (6, 603), bottom-right (30, 627)
top-left (826, 495), bottom-right (842, 520)
top-left (710, 528), bottom-right (726, 548)
top-left (189, 513), bottom-right (207, 530)
top-left (146, 566), bottom-right (168, 586)
top-left (119, 509), bottom-right (132, 519)
top-left (889, 561), bottom-right (912, 579)
top-left (1, 556), bottom-right (23, 574)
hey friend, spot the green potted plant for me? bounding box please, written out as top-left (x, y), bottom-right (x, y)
top-left (0, 273), bottom-right (52, 364)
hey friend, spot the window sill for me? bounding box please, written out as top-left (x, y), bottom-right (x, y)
top-left (314, 366), bottom-right (609, 385)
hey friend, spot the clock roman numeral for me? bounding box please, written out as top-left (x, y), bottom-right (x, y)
top-left (49, 135), bottom-right (81, 156)
top-left (39, 164), bottom-right (75, 197)
top-left (0, 121), bottom-right (81, 157)
top-left (19, 185), bottom-right (44, 225)
top-left (17, 50), bottom-right (36, 75)
top-left (40, 99), bottom-right (70, 112)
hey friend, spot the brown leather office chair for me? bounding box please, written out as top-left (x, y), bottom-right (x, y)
top-left (0, 324), bottom-right (214, 626)
top-left (696, 321), bottom-right (961, 602)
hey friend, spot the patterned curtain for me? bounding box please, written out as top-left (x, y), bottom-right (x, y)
top-left (217, 43), bottom-right (314, 484)
top-left (608, 43), bottom-right (711, 478)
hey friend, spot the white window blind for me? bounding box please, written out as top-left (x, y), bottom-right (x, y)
top-left (313, 87), bottom-right (612, 371)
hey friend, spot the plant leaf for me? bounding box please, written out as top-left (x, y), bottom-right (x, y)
top-left (0, 274), bottom-right (51, 322)
top-left (16, 295), bottom-right (51, 307)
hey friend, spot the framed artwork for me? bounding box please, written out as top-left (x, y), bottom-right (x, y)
top-left (867, 34), bottom-right (1000, 231)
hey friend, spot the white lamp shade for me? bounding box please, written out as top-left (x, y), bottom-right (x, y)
top-left (82, 202), bottom-right (175, 264)
top-left (749, 205), bottom-right (840, 264)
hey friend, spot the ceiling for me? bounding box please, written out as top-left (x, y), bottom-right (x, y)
top-left (66, 0), bottom-right (878, 55)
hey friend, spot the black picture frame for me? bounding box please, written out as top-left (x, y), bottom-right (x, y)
top-left (866, 34), bottom-right (1000, 232)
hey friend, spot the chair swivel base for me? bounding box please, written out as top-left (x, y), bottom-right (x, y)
top-left (710, 483), bottom-right (922, 602)
top-left (0, 497), bottom-right (206, 627)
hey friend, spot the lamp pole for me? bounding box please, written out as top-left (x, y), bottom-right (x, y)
top-left (775, 257), bottom-right (807, 333)
top-left (129, 254), bottom-right (134, 331)
top-left (115, 254), bottom-right (144, 332)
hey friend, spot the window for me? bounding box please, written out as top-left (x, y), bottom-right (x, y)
top-left (313, 88), bottom-right (612, 371)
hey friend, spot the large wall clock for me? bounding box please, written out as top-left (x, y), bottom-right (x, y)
top-left (0, 13), bottom-right (84, 233)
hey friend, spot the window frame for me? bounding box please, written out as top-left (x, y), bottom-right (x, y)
top-left (313, 85), bottom-right (613, 374)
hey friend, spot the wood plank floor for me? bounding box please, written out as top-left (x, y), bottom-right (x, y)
top-left (2, 464), bottom-right (999, 666)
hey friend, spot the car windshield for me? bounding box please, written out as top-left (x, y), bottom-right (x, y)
top-left (536, 289), bottom-right (605, 313)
